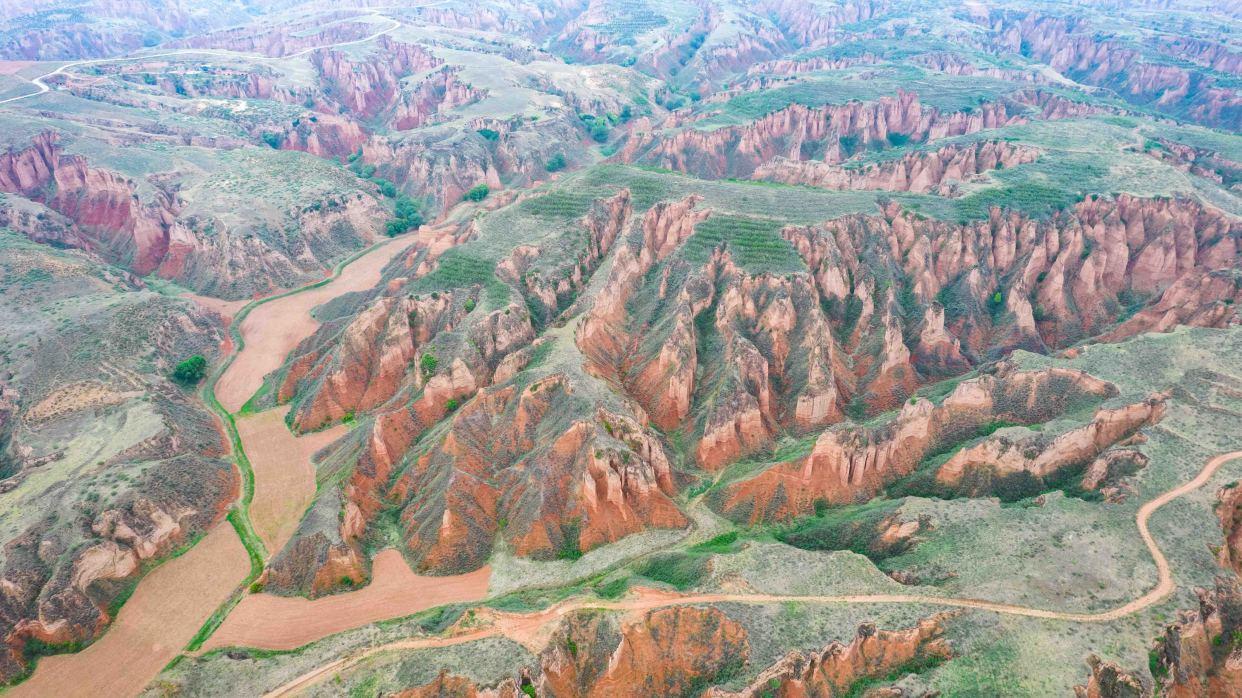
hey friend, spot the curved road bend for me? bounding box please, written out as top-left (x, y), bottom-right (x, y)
top-left (264, 450), bottom-right (1242, 697)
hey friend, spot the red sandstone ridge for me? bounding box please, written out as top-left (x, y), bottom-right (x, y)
top-left (1151, 579), bottom-right (1242, 697)
top-left (936, 394), bottom-right (1166, 490)
top-left (710, 614), bottom-right (952, 698)
top-left (718, 364), bottom-right (1116, 522)
top-left (311, 36), bottom-right (443, 120)
top-left (396, 609), bottom-right (950, 698)
top-left (753, 140), bottom-right (1040, 195)
top-left (1217, 481), bottom-right (1242, 577)
top-left (972, 11), bottom-right (1239, 129)
top-left (621, 91), bottom-right (1022, 179)
top-left (0, 132), bottom-right (386, 298)
top-left (576, 192), bottom-right (1236, 472)
top-left (543, 607), bottom-right (748, 697)
top-left (1074, 655), bottom-right (1152, 698)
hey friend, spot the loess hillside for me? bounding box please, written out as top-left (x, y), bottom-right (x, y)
top-left (0, 0), bottom-right (1239, 696)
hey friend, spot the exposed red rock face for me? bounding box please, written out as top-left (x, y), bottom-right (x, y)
top-left (0, 0), bottom-right (254, 60)
top-left (0, 132), bottom-right (386, 297)
top-left (718, 364), bottom-right (1116, 522)
top-left (753, 140), bottom-right (1040, 195)
top-left (712, 614), bottom-right (952, 698)
top-left (1218, 483), bottom-right (1242, 577)
top-left (1137, 139), bottom-right (1242, 189)
top-left (622, 91), bottom-right (1022, 179)
top-left (936, 394), bottom-right (1166, 489)
top-left (0, 132), bottom-right (176, 275)
top-left (388, 379), bottom-right (686, 573)
top-left (175, 13), bottom-right (376, 57)
top-left (785, 195), bottom-right (1239, 355)
top-left (0, 454), bottom-right (237, 679)
top-left (1152, 579), bottom-right (1242, 697)
top-left (311, 36), bottom-right (444, 120)
top-left (1074, 655), bottom-right (1151, 698)
top-left (543, 607), bottom-right (749, 697)
top-left (575, 191), bottom-right (1236, 474)
top-left (972, 11), bottom-right (1239, 129)
top-left (755, 0), bottom-right (889, 49)
top-left (397, 611), bottom-right (951, 698)
top-left (1099, 270), bottom-right (1242, 342)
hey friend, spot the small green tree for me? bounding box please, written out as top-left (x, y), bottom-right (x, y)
top-left (463, 184), bottom-right (490, 202)
top-left (172, 355), bottom-right (208, 385)
top-left (545, 153), bottom-right (567, 172)
top-left (477, 128), bottom-right (500, 141)
top-left (419, 353), bottom-right (438, 378)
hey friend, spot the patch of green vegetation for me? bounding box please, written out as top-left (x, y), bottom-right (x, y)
top-left (689, 531), bottom-right (742, 554)
top-left (546, 153), bottom-right (567, 172)
top-left (594, 576), bottom-right (630, 599)
top-left (386, 195), bottom-right (426, 236)
top-left (557, 520), bottom-right (583, 561)
top-left (841, 653), bottom-right (946, 698)
top-left (414, 250), bottom-right (511, 308)
top-left (420, 352), bottom-right (438, 378)
top-left (463, 183), bottom-right (490, 202)
top-left (171, 355), bottom-right (208, 385)
top-left (519, 190), bottom-right (598, 219)
top-left (634, 552), bottom-right (709, 591)
top-left (682, 214), bottom-right (805, 273)
top-left (774, 499), bottom-right (912, 561)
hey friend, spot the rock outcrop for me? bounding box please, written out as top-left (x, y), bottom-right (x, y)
top-left (0, 132), bottom-right (386, 298)
top-left (711, 614), bottom-right (952, 697)
top-left (1074, 655), bottom-right (1151, 698)
top-left (1151, 579), bottom-right (1242, 697)
top-left (717, 364), bottom-right (1116, 522)
top-left (935, 394), bottom-right (1165, 490)
top-left (623, 91), bottom-right (1021, 180)
top-left (973, 11), bottom-right (1240, 129)
top-left (753, 140), bottom-right (1040, 194)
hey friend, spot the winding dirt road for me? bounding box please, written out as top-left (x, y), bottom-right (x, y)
top-left (263, 451), bottom-right (1242, 697)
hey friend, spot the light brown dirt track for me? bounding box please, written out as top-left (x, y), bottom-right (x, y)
top-left (13, 525), bottom-right (249, 698)
top-left (215, 235), bottom-right (414, 414)
top-left (204, 549), bottom-right (491, 652)
top-left (262, 451), bottom-right (1242, 697)
top-left (240, 407), bottom-right (348, 554)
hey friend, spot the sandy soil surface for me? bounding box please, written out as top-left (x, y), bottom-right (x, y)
top-left (13, 524), bottom-right (249, 698)
top-left (204, 549), bottom-right (491, 652)
top-left (215, 236), bottom-right (414, 413)
top-left (240, 407), bottom-right (348, 555)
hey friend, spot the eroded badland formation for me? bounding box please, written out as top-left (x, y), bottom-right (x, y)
top-left (0, 0), bottom-right (1240, 695)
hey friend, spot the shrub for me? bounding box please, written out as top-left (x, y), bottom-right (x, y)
top-left (371, 177), bottom-right (398, 198)
top-left (420, 353), bottom-right (438, 377)
top-left (557, 520), bottom-right (582, 560)
top-left (636, 553), bottom-right (708, 590)
top-left (477, 128), bottom-right (500, 141)
top-left (260, 132), bottom-right (282, 149)
top-left (464, 298), bottom-right (476, 312)
top-left (463, 184), bottom-right (490, 202)
top-left (445, 398), bottom-right (460, 411)
top-left (589, 121), bottom-right (610, 143)
top-left (546, 153), bottom-right (567, 172)
top-left (594, 576), bottom-right (629, 599)
top-left (172, 356), bottom-right (208, 385)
